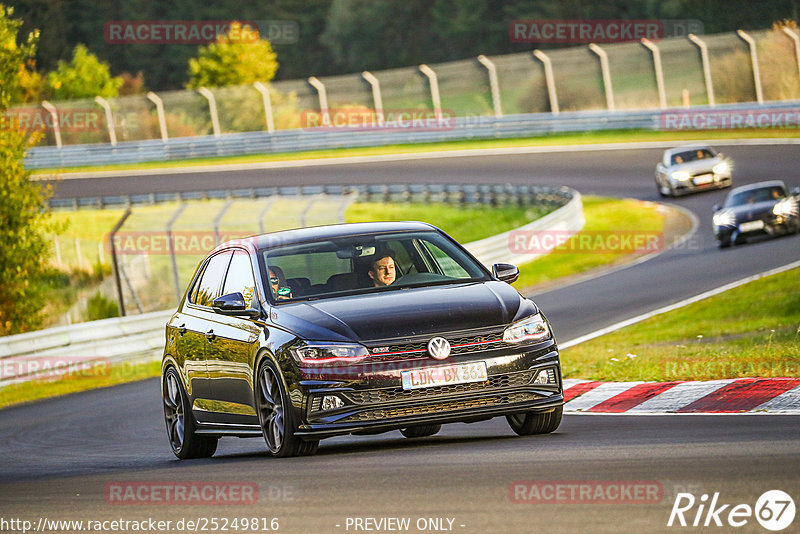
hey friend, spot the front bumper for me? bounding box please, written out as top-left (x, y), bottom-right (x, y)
top-left (715, 214), bottom-right (798, 240)
top-left (669, 172), bottom-right (731, 196)
top-left (292, 341), bottom-right (562, 439)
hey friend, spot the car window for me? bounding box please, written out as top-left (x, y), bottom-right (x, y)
top-left (671, 149), bottom-right (714, 165)
top-left (222, 250), bottom-right (257, 305)
top-left (422, 241), bottom-right (471, 278)
top-left (727, 186), bottom-right (785, 207)
top-left (262, 231), bottom-right (487, 301)
top-left (192, 251), bottom-right (233, 307)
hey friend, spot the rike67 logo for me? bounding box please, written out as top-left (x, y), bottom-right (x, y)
top-left (668, 490), bottom-right (795, 531)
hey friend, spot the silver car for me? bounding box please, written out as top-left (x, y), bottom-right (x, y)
top-left (655, 145), bottom-right (732, 197)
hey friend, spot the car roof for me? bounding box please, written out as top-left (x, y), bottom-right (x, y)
top-left (663, 145), bottom-right (714, 156)
top-left (728, 180), bottom-right (786, 195)
top-left (211, 221), bottom-right (440, 255)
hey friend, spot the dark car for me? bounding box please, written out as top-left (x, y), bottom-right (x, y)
top-left (712, 180), bottom-right (800, 247)
top-left (161, 222), bottom-right (564, 458)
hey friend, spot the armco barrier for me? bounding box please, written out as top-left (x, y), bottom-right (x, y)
top-left (26, 100), bottom-right (800, 170)
top-left (1, 186), bottom-right (582, 385)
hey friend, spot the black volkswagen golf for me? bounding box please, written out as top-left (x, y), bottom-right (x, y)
top-left (162, 222), bottom-right (564, 458)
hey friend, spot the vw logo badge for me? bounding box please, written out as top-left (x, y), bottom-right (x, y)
top-left (427, 337), bottom-right (451, 360)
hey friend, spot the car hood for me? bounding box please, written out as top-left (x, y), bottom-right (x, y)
top-left (727, 201), bottom-right (777, 222)
top-left (273, 281), bottom-right (535, 342)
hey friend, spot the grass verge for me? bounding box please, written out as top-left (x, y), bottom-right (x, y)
top-left (0, 360), bottom-right (160, 410)
top-left (515, 196), bottom-right (674, 291)
top-left (345, 202), bottom-right (552, 244)
top-left (32, 128), bottom-right (800, 175)
top-left (560, 267), bottom-right (800, 382)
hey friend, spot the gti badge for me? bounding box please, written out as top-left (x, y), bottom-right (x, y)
top-left (427, 337), bottom-right (451, 360)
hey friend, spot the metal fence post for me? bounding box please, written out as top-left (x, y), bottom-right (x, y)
top-left (361, 71), bottom-right (385, 126)
top-left (532, 50), bottom-right (559, 115)
top-left (477, 55), bottom-right (503, 117)
top-left (588, 43), bottom-right (615, 111)
top-left (737, 30), bottom-right (764, 104)
top-left (213, 199), bottom-right (234, 245)
top-left (258, 197), bottom-right (276, 234)
top-left (166, 203), bottom-right (188, 305)
top-left (308, 76), bottom-right (331, 126)
top-left (418, 64), bottom-right (443, 122)
top-left (688, 34), bottom-right (715, 107)
top-left (40, 101), bottom-right (62, 148)
top-left (94, 96), bottom-right (117, 145)
top-left (253, 82), bottom-right (275, 132)
top-left (146, 91), bottom-right (169, 141)
top-left (782, 28), bottom-right (800, 79)
top-left (198, 87), bottom-right (221, 137)
top-left (641, 38), bottom-right (667, 109)
top-left (109, 208), bottom-right (132, 316)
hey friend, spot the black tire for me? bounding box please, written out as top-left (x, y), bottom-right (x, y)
top-left (162, 367), bottom-right (218, 459)
top-left (400, 424), bottom-right (442, 438)
top-left (255, 359), bottom-right (319, 458)
top-left (506, 406), bottom-right (563, 436)
top-left (717, 238), bottom-right (731, 248)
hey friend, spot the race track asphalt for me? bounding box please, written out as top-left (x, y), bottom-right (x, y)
top-left (3, 142), bottom-right (798, 533)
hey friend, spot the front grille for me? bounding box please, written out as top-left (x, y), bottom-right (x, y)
top-left (339, 392), bottom-right (541, 422)
top-left (366, 329), bottom-right (508, 361)
top-left (341, 369), bottom-right (537, 405)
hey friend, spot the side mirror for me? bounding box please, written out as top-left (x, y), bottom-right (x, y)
top-left (712, 204), bottom-right (721, 212)
top-left (492, 263), bottom-right (519, 284)
top-left (213, 292), bottom-right (259, 318)
top-left (791, 186), bottom-right (800, 196)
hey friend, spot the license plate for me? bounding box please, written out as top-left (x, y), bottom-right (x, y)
top-left (693, 174), bottom-right (713, 185)
top-left (401, 361), bottom-right (488, 390)
top-left (739, 220), bottom-right (764, 232)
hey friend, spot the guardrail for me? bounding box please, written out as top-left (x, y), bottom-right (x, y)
top-left (27, 100), bottom-right (800, 170)
top-left (1, 185), bottom-right (581, 385)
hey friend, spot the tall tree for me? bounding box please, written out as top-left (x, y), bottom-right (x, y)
top-left (46, 43), bottom-right (122, 99)
top-left (0, 4), bottom-right (54, 334)
top-left (187, 21), bottom-right (278, 88)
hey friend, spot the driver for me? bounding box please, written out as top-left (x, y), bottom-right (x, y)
top-left (367, 251), bottom-right (397, 287)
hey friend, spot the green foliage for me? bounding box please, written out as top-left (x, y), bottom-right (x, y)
top-left (187, 22), bottom-right (278, 89)
top-left (0, 4), bottom-right (56, 334)
top-left (46, 44), bottom-right (122, 100)
top-left (0, 5), bottom-right (38, 108)
top-left (86, 290), bottom-right (119, 321)
top-left (0, 123), bottom-right (55, 334)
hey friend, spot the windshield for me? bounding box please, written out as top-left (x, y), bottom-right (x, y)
top-left (726, 186), bottom-right (786, 207)
top-left (670, 148), bottom-right (715, 165)
top-left (259, 230), bottom-right (489, 302)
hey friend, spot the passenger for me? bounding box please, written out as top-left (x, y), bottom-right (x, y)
top-left (367, 251), bottom-right (397, 287)
top-left (674, 155), bottom-right (684, 164)
top-left (269, 267), bottom-right (292, 300)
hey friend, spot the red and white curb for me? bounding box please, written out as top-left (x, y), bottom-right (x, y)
top-left (563, 378), bottom-right (800, 414)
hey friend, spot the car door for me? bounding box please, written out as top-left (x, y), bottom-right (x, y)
top-left (205, 249), bottom-right (262, 424)
top-left (177, 250), bottom-right (233, 420)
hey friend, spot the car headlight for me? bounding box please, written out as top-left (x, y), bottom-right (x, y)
top-left (712, 162), bottom-right (730, 175)
top-left (773, 198), bottom-right (799, 217)
top-left (503, 313), bottom-right (550, 343)
top-left (713, 209), bottom-right (736, 227)
top-left (671, 171), bottom-right (690, 181)
top-left (290, 342), bottom-right (369, 364)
